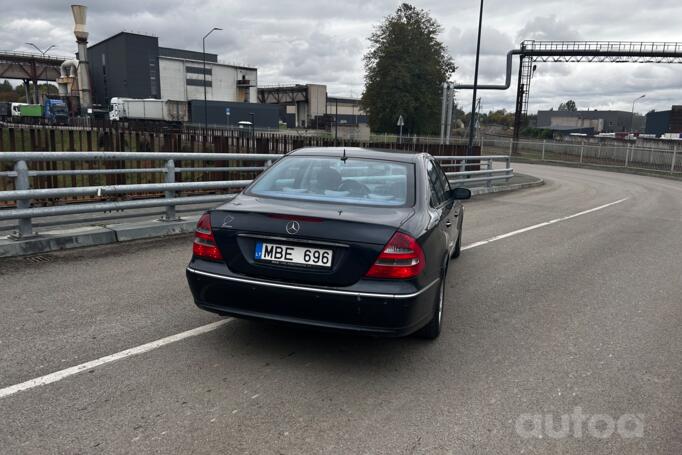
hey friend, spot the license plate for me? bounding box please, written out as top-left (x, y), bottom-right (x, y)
top-left (255, 242), bottom-right (333, 268)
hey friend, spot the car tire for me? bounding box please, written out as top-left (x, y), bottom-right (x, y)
top-left (416, 264), bottom-right (447, 340)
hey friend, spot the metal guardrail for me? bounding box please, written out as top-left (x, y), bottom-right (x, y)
top-left (0, 152), bottom-right (512, 238)
top-left (0, 50), bottom-right (69, 63)
top-left (479, 137), bottom-right (681, 175)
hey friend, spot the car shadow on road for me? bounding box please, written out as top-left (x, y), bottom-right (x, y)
top-left (207, 317), bottom-right (449, 378)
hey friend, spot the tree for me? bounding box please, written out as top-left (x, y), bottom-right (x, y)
top-left (558, 100), bottom-right (577, 111)
top-left (0, 80), bottom-right (59, 102)
top-left (485, 109), bottom-right (514, 127)
top-left (361, 3), bottom-right (455, 135)
top-left (0, 80), bottom-right (19, 102)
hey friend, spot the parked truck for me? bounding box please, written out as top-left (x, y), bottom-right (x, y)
top-left (11, 103), bottom-right (28, 117)
top-left (109, 98), bottom-right (188, 125)
top-left (0, 101), bottom-right (11, 120)
top-left (19, 104), bottom-right (43, 118)
top-left (107, 97), bottom-right (280, 129)
top-left (44, 98), bottom-right (69, 124)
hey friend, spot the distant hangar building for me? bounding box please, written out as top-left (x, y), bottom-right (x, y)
top-left (88, 32), bottom-right (257, 106)
top-left (537, 110), bottom-right (645, 134)
top-left (258, 84), bottom-right (367, 128)
top-left (645, 106), bottom-right (682, 137)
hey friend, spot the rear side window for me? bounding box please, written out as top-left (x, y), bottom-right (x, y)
top-left (427, 159), bottom-right (447, 206)
top-left (435, 161), bottom-right (451, 194)
top-left (247, 156), bottom-right (415, 207)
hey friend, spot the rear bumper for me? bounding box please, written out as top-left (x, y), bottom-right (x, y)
top-left (186, 266), bottom-right (439, 336)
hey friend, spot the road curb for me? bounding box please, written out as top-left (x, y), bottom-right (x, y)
top-left (0, 217), bottom-right (200, 258)
top-left (0, 226), bottom-right (117, 258)
top-left (0, 177), bottom-right (544, 258)
top-left (108, 217), bottom-right (200, 242)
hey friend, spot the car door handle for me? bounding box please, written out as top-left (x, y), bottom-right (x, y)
top-left (445, 220), bottom-right (452, 228)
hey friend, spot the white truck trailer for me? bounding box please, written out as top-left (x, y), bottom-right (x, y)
top-left (109, 98), bottom-right (188, 123)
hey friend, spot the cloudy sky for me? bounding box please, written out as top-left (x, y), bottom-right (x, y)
top-left (2, 0), bottom-right (682, 114)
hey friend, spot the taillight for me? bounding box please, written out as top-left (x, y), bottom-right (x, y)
top-left (365, 232), bottom-right (425, 279)
top-left (193, 213), bottom-right (223, 261)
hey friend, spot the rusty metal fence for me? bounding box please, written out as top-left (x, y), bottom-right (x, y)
top-left (0, 124), bottom-right (480, 202)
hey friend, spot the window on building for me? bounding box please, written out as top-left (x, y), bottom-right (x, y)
top-left (186, 66), bottom-right (212, 75)
top-left (186, 79), bottom-right (212, 87)
top-left (149, 57), bottom-right (158, 97)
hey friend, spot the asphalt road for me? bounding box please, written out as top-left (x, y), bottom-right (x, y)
top-left (0, 163), bottom-right (680, 454)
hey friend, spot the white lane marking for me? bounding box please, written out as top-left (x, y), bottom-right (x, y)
top-left (0, 319), bottom-right (233, 400)
top-left (0, 198), bottom-right (629, 400)
top-left (462, 198), bottom-right (629, 251)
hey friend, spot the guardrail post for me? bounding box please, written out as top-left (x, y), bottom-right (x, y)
top-left (672, 146), bottom-right (678, 174)
top-left (162, 159), bottom-right (177, 221)
top-left (579, 141), bottom-right (584, 164)
top-left (505, 156), bottom-right (512, 183)
top-left (624, 144), bottom-right (630, 168)
top-left (486, 158), bottom-right (493, 189)
top-left (509, 138), bottom-right (513, 156)
top-left (11, 160), bottom-right (33, 239)
top-left (541, 140), bottom-right (546, 160)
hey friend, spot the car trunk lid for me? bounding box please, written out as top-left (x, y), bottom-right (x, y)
top-left (210, 195), bottom-right (414, 286)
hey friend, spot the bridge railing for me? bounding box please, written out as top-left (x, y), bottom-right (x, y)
top-left (0, 152), bottom-right (512, 238)
top-left (479, 137), bottom-right (681, 175)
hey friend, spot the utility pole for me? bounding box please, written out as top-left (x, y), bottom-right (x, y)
top-left (468, 0), bottom-right (484, 154)
top-left (440, 82), bottom-right (448, 144)
top-left (445, 86), bottom-right (454, 145)
top-left (250, 112), bottom-right (255, 149)
top-left (475, 97), bottom-right (482, 146)
top-left (630, 94), bottom-right (645, 135)
top-left (22, 79), bottom-right (30, 103)
top-left (26, 43), bottom-right (56, 103)
top-left (202, 27), bottom-right (222, 134)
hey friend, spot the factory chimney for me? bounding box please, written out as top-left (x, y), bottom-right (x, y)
top-left (71, 5), bottom-right (92, 111)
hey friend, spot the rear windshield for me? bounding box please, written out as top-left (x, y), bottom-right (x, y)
top-left (247, 155), bottom-right (414, 207)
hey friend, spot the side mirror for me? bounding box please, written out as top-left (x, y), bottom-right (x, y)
top-left (450, 187), bottom-right (471, 200)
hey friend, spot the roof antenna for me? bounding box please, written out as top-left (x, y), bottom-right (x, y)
top-left (340, 148), bottom-right (348, 162)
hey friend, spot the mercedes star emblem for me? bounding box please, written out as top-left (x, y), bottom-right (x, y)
top-left (285, 220), bottom-right (300, 235)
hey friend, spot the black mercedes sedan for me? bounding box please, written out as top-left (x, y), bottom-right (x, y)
top-left (186, 147), bottom-right (470, 339)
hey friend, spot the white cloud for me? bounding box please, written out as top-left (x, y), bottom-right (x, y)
top-left (517, 15), bottom-right (582, 42)
top-left (6, 18), bottom-right (53, 32)
top-left (1, 0), bottom-right (681, 113)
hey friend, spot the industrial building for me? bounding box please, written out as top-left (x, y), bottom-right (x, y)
top-left (190, 100), bottom-right (279, 129)
top-left (327, 96), bottom-right (367, 126)
top-left (257, 84), bottom-right (367, 128)
top-left (537, 110), bottom-right (645, 134)
top-left (645, 106), bottom-right (682, 137)
top-left (88, 32), bottom-right (257, 106)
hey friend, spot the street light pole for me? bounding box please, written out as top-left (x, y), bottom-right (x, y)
top-left (468, 0), bottom-right (484, 154)
top-left (250, 112), bottom-right (255, 150)
top-left (630, 94), bottom-right (645, 135)
top-left (202, 27), bottom-right (222, 134)
top-left (26, 42), bottom-right (56, 103)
